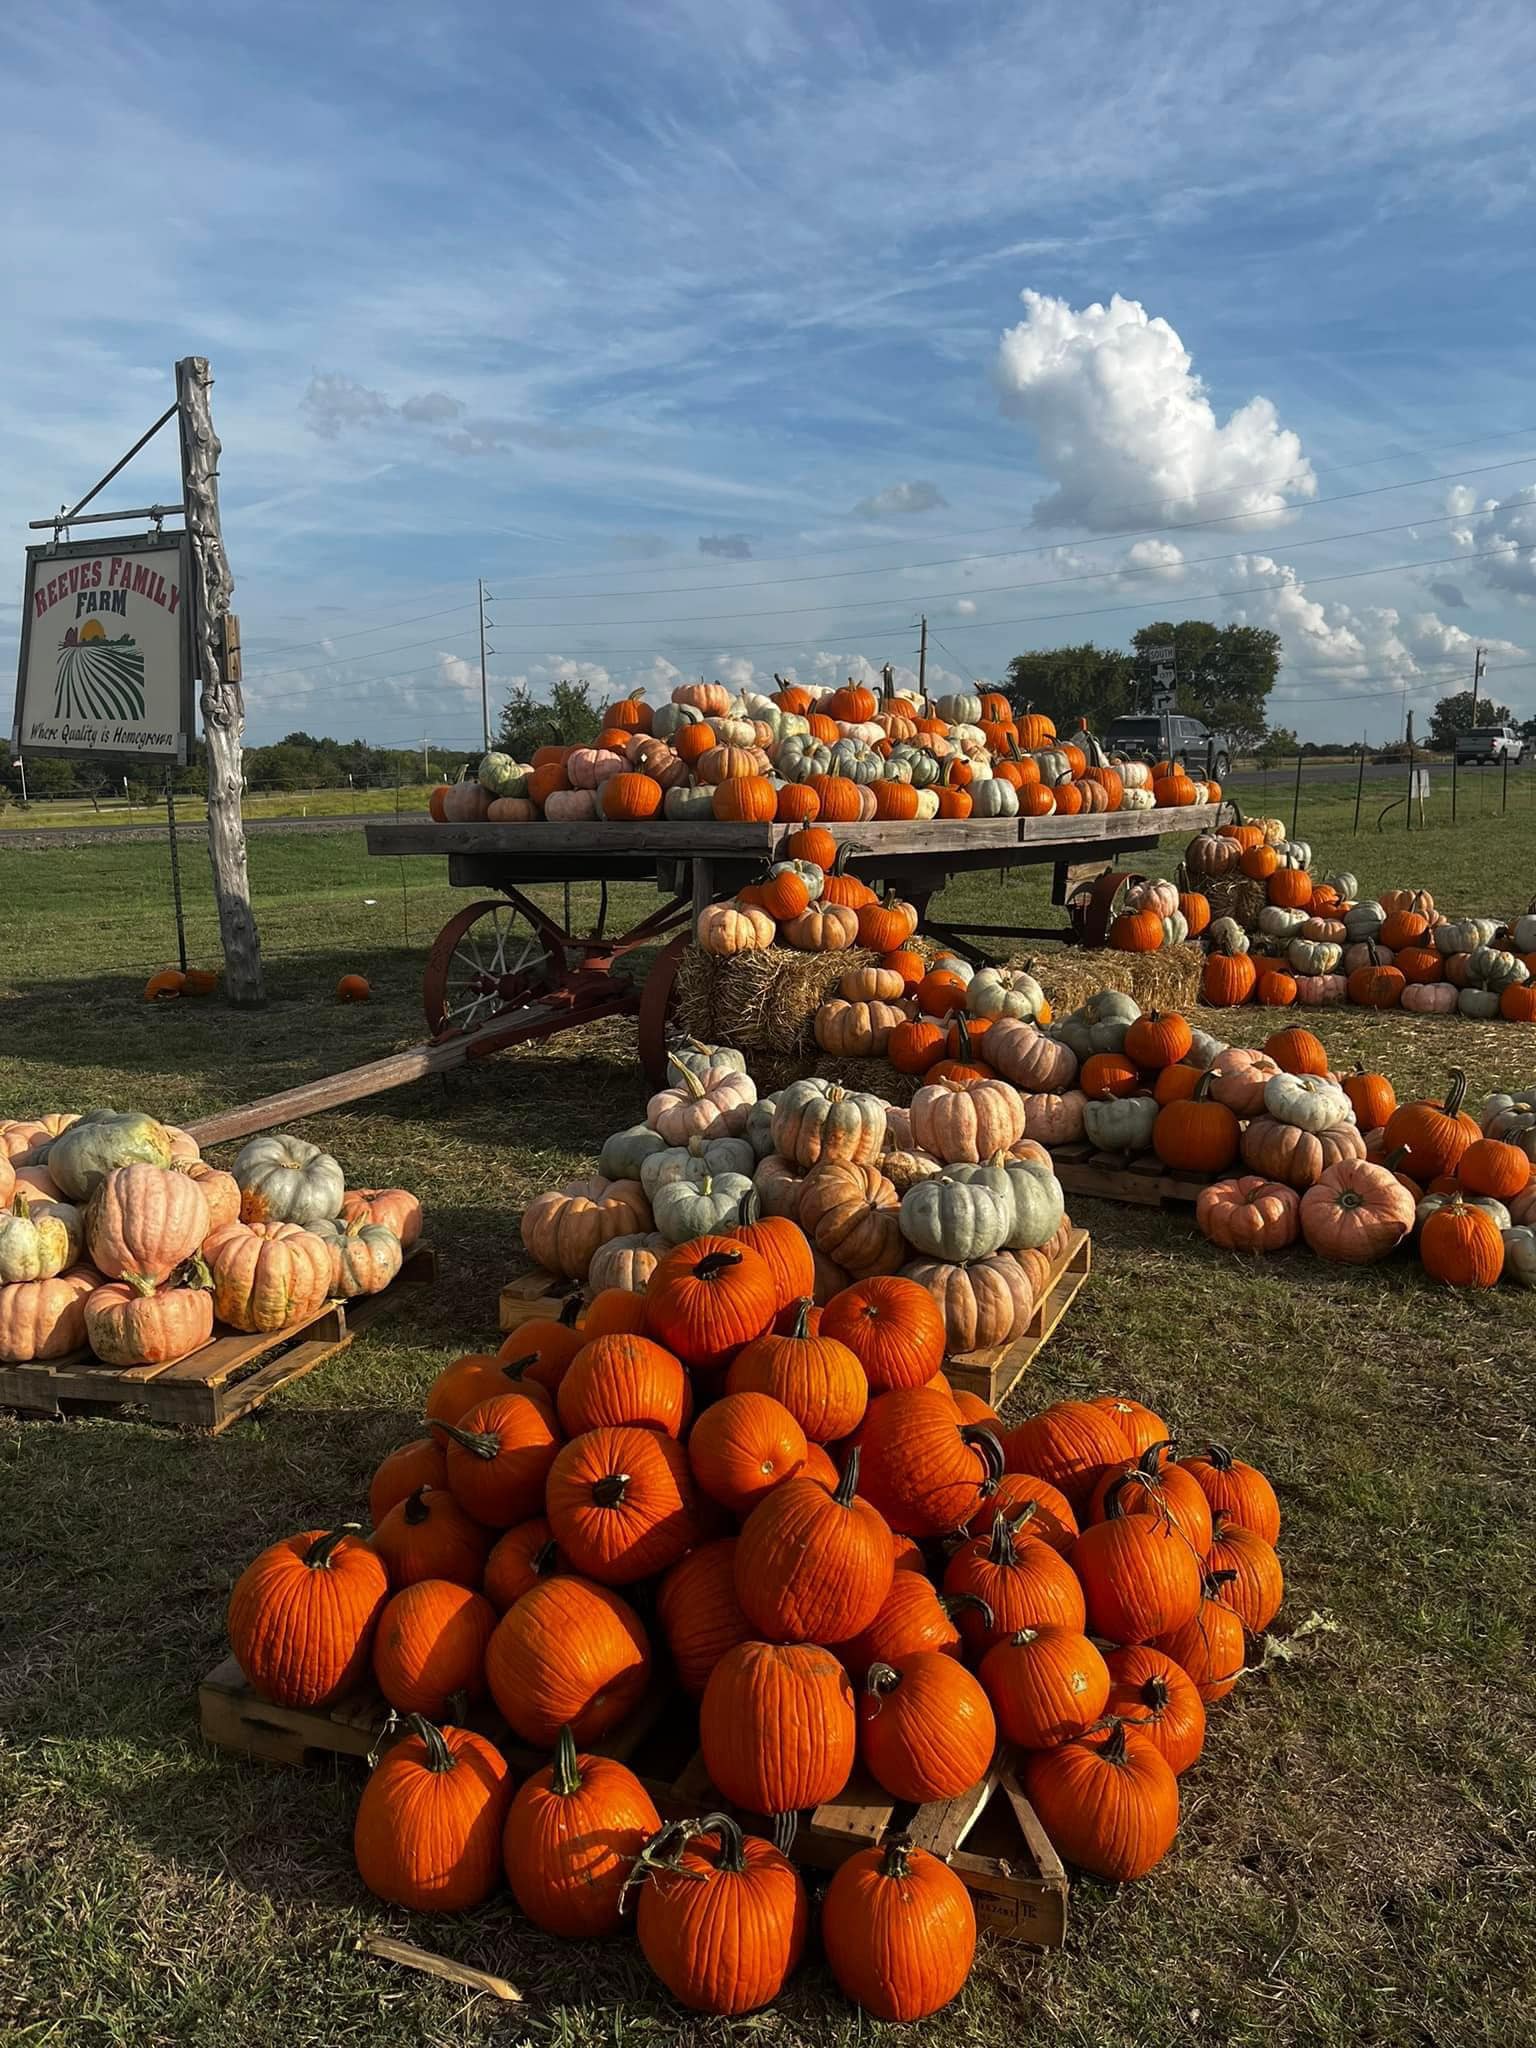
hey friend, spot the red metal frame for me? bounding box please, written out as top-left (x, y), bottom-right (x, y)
top-left (420, 887), bottom-right (695, 1067)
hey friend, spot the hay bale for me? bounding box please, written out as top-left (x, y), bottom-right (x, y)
top-left (673, 942), bottom-right (880, 1062)
top-left (1009, 943), bottom-right (1204, 1017)
top-left (810, 1056), bottom-right (921, 1104)
top-left (1204, 875), bottom-right (1266, 930)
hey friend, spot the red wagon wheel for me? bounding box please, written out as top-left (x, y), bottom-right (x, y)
top-left (422, 898), bottom-right (562, 1038)
top-left (636, 930), bottom-right (692, 1088)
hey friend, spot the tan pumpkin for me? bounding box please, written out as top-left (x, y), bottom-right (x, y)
top-left (647, 1062), bottom-right (757, 1144)
top-left (696, 901), bottom-right (775, 954)
top-left (1240, 1117), bottom-right (1367, 1190)
top-left (0, 1264), bottom-right (97, 1361)
top-left (202, 1221), bottom-right (335, 1332)
top-left (519, 1177), bottom-right (653, 1279)
top-left (85, 1164), bottom-right (211, 1284)
top-left (910, 1078), bottom-right (1027, 1163)
top-left (900, 1253), bottom-right (1034, 1353)
top-left (771, 1083), bottom-right (887, 1168)
top-left (838, 965), bottom-right (906, 1002)
top-left (798, 1161), bottom-right (905, 1277)
top-left (781, 902), bottom-right (860, 952)
top-left (813, 999), bottom-right (912, 1059)
top-left (180, 1161), bottom-right (241, 1238)
top-left (340, 1187), bottom-right (424, 1249)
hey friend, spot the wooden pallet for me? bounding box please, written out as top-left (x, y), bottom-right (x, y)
top-left (198, 1652), bottom-right (671, 1774)
top-left (0, 1244), bottom-right (435, 1431)
top-left (197, 1658), bottom-right (1068, 1946)
top-left (946, 1228), bottom-right (1091, 1406)
top-left (1050, 1145), bottom-right (1216, 1209)
top-left (499, 1266), bottom-right (578, 1333)
top-left (643, 1750), bottom-right (1067, 1946)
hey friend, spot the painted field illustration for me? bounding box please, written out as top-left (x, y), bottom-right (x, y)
top-left (54, 617), bottom-right (146, 723)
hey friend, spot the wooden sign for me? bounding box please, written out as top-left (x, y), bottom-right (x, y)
top-left (12, 532), bottom-right (195, 764)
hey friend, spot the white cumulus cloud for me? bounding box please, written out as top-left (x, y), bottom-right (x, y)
top-left (995, 290), bottom-right (1315, 531)
top-left (1450, 483), bottom-right (1536, 599)
top-left (1123, 538), bottom-right (1186, 580)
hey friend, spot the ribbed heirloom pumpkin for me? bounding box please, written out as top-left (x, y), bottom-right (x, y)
top-left (354, 1716), bottom-right (511, 1912)
top-left (734, 1448), bottom-right (894, 1643)
top-left (202, 1220), bottom-right (333, 1333)
top-left (85, 1164), bottom-right (210, 1282)
top-left (502, 1724), bottom-right (662, 1937)
top-left (227, 1524), bottom-right (388, 1707)
top-left (84, 1275), bottom-right (214, 1366)
top-left (485, 1574), bottom-right (651, 1746)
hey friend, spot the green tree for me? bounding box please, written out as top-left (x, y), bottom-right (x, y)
top-left (495, 679), bottom-right (604, 758)
top-left (1429, 688), bottom-right (1512, 751)
top-left (1255, 725), bottom-right (1299, 766)
top-left (1130, 621), bottom-right (1279, 749)
top-left (1003, 644), bottom-right (1134, 732)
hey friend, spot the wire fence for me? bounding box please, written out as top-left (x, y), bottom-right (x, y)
top-left (1233, 748), bottom-right (1534, 839)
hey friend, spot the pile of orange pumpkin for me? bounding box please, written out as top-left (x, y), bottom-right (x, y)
top-left (1188, 823), bottom-right (1536, 1021)
top-left (427, 677), bottom-right (1221, 833)
top-left (225, 1206), bottom-right (1284, 2019)
top-left (0, 1110), bottom-right (422, 1368)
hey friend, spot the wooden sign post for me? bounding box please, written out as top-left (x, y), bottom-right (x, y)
top-left (175, 357), bottom-right (264, 1004)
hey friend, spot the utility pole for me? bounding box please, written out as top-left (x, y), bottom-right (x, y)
top-left (176, 357), bottom-right (264, 1004)
top-left (1471, 645), bottom-right (1486, 728)
top-left (478, 578), bottom-right (494, 754)
top-left (422, 733), bottom-right (430, 781)
top-left (917, 614), bottom-right (927, 698)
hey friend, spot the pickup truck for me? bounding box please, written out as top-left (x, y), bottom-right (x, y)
top-left (1104, 713), bottom-right (1232, 783)
top-left (1453, 724), bottom-right (1526, 766)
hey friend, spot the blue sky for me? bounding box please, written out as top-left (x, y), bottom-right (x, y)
top-left (5, 0), bottom-right (1536, 745)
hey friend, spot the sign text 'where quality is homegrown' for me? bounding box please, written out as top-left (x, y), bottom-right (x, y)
top-left (13, 534), bottom-right (196, 763)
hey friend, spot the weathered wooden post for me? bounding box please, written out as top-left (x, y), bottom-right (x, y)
top-left (175, 356), bottom-right (264, 1002)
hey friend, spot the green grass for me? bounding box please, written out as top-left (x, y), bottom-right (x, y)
top-left (2, 817), bottom-right (1535, 2047)
top-left (0, 784), bottom-right (442, 831)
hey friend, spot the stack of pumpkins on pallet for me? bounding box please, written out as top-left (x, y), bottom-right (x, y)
top-left (1188, 823), bottom-right (1536, 1019)
top-left (0, 1111), bottom-right (421, 1367)
top-left (522, 1042), bottom-right (1072, 1358)
top-left (1195, 1070), bottom-right (1536, 1287)
top-left (427, 677), bottom-right (1220, 832)
top-left (225, 1217), bottom-right (1284, 2016)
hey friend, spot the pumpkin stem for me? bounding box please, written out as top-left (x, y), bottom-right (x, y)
top-left (401, 1487), bottom-right (432, 1526)
top-left (557, 1295), bottom-right (583, 1328)
top-left (551, 1724), bottom-right (584, 1797)
top-left (592, 1472), bottom-right (632, 1507)
top-left (427, 1419), bottom-right (502, 1461)
top-left (400, 1714), bottom-right (456, 1773)
top-left (864, 1661), bottom-right (903, 1701)
top-left (666, 1057), bottom-right (708, 1100)
top-left (961, 1425), bottom-right (1006, 1488)
top-left (1444, 1066), bottom-right (1469, 1119)
top-left (786, 1296), bottom-right (814, 1339)
top-left (833, 1444), bottom-right (862, 1509)
top-left (498, 1352), bottom-right (540, 1385)
top-left (303, 1524), bottom-right (363, 1569)
top-left (1099, 1719), bottom-right (1132, 1767)
top-left (879, 1833), bottom-right (915, 1881)
top-left (735, 1187), bottom-right (763, 1228)
top-left (1204, 1567), bottom-right (1240, 1594)
top-left (693, 1250), bottom-right (743, 1282)
top-left (770, 1809), bottom-right (799, 1857)
top-left (986, 1509), bottom-right (1020, 1567)
top-left (177, 1251), bottom-right (214, 1292)
top-left (1204, 1442), bottom-right (1234, 1473)
top-left (1101, 1473), bottom-right (1136, 1522)
top-left (939, 1591), bottom-right (995, 1631)
top-left (10, 1191), bottom-right (31, 1221)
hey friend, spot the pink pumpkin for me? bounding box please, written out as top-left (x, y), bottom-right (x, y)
top-left (543, 788), bottom-right (599, 820)
top-left (565, 747), bottom-right (625, 791)
top-left (1401, 982), bottom-right (1457, 1015)
top-left (1293, 974), bottom-right (1348, 1006)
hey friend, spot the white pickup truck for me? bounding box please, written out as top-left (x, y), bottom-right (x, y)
top-left (1454, 724), bottom-right (1526, 766)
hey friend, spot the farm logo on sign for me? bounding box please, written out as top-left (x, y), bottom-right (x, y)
top-left (56, 621), bottom-right (147, 724)
top-left (13, 536), bottom-right (193, 764)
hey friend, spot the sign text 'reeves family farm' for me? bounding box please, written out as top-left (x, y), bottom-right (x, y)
top-left (12, 535), bottom-right (195, 764)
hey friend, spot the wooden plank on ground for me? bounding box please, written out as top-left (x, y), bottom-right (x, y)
top-left (1051, 1146), bottom-right (1214, 1208)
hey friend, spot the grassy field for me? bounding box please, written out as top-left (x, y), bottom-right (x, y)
top-left (2, 804), bottom-right (1534, 2048)
top-left (0, 784), bottom-right (442, 831)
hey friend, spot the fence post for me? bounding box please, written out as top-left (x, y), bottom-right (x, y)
top-left (1291, 751), bottom-right (1303, 839)
top-left (1502, 745), bottom-right (1510, 814)
top-left (1404, 722), bottom-right (1415, 832)
top-left (1451, 742), bottom-right (1458, 824)
top-left (1352, 738), bottom-right (1366, 834)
